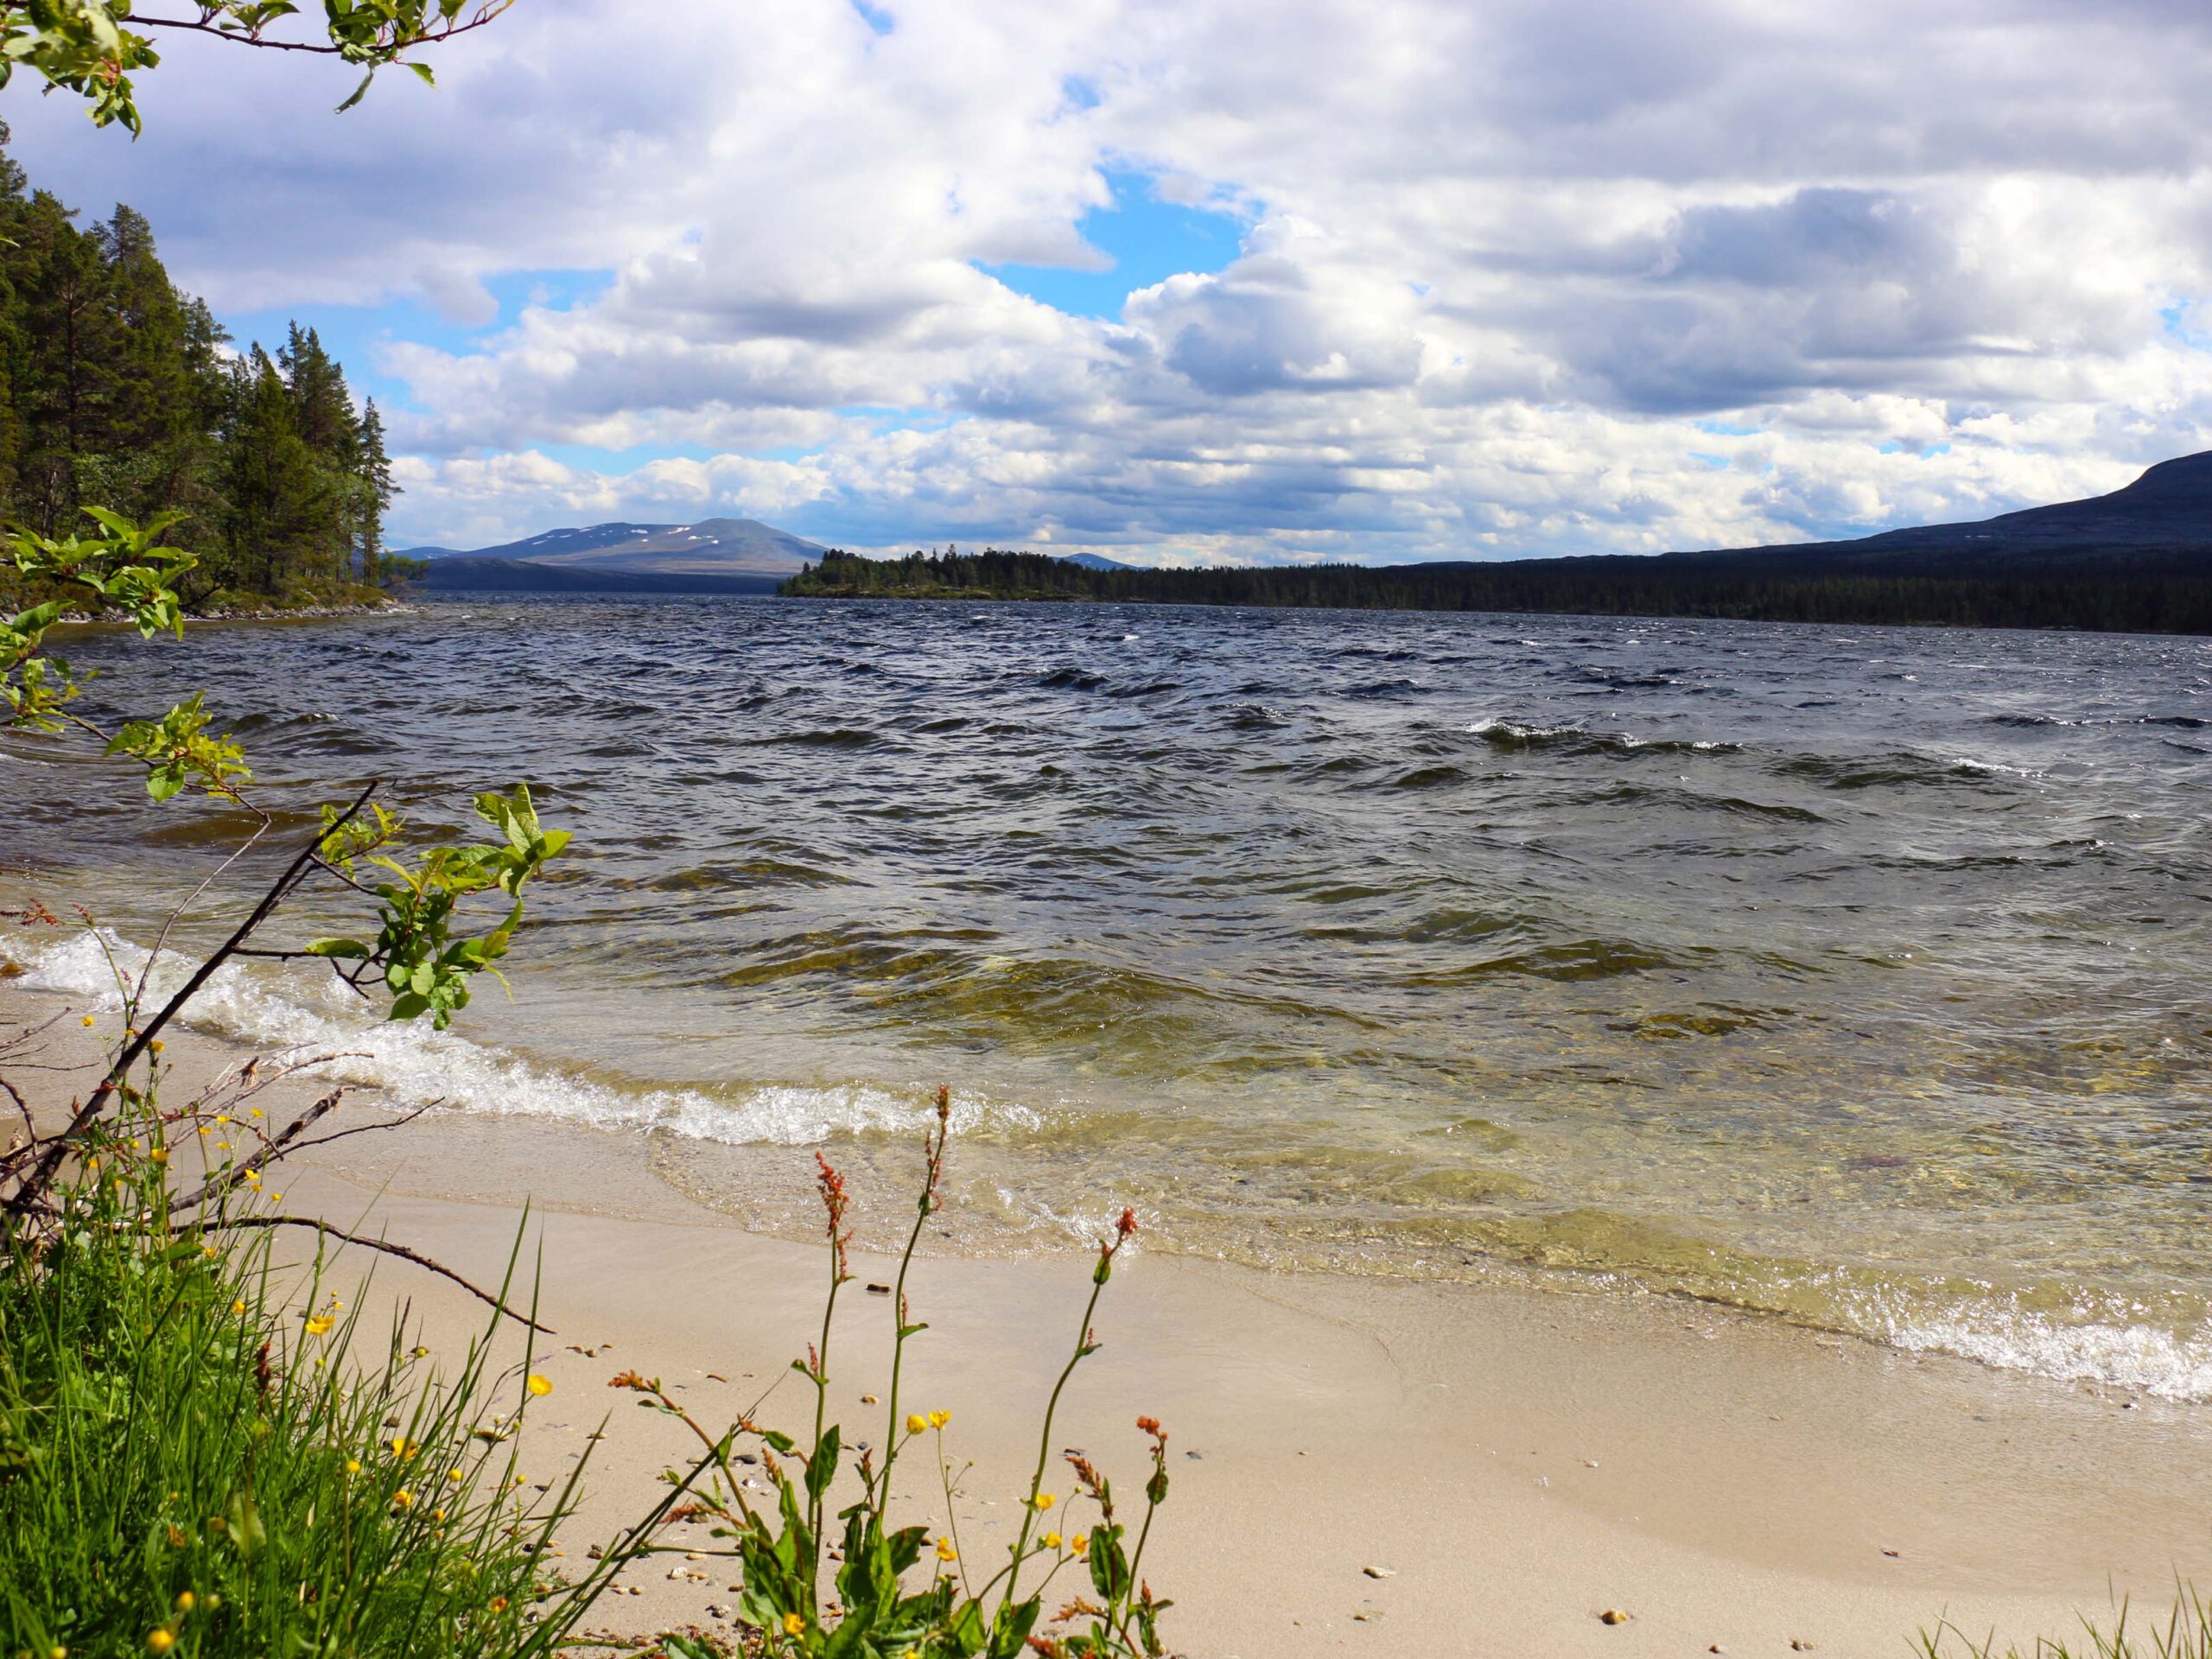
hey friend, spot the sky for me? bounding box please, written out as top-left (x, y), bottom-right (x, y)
top-left (9, 0), bottom-right (2212, 563)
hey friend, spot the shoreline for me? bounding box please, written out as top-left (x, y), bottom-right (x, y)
top-left (6, 977), bottom-right (2209, 1657)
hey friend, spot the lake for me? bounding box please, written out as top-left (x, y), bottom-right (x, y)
top-left (5, 596), bottom-right (2209, 1396)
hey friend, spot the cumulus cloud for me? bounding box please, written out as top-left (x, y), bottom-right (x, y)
top-left (9, 0), bottom-right (2211, 559)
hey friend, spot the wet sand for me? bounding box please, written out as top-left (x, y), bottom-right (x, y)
top-left (6, 978), bottom-right (2209, 1659)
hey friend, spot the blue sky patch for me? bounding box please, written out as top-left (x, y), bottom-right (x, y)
top-left (983, 167), bottom-right (1246, 320)
top-left (220, 267), bottom-right (613, 410)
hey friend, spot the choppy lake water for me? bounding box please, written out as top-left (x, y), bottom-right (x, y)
top-left (5, 597), bottom-right (2211, 1395)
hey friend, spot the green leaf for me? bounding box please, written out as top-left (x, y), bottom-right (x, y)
top-left (805, 1425), bottom-right (842, 1502)
top-left (303, 938), bottom-right (372, 959)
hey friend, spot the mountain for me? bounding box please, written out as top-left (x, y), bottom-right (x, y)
top-left (1681, 451), bottom-right (2212, 569)
top-left (1063, 551), bottom-right (1134, 571)
top-left (401, 517), bottom-right (825, 581)
top-left (407, 557), bottom-right (784, 595)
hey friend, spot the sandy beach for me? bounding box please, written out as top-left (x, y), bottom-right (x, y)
top-left (6, 976), bottom-right (2208, 1659)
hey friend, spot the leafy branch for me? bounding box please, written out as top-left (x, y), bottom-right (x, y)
top-left (0, 0), bottom-right (519, 131)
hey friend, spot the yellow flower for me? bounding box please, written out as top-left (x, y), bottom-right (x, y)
top-left (149, 1147), bottom-right (168, 1166)
top-left (1043, 1532), bottom-right (1062, 1549)
top-left (1031, 1492), bottom-right (1054, 1511)
top-left (149, 1039), bottom-right (165, 1054)
top-left (783, 1612), bottom-right (805, 1637)
top-left (489, 1596), bottom-right (509, 1613)
top-left (242, 1170), bottom-right (261, 1186)
top-left (393, 1490), bottom-right (415, 1510)
top-left (230, 1300), bottom-right (246, 1316)
top-left (146, 1633), bottom-right (174, 1655)
top-left (249, 1108), bottom-right (263, 1118)
top-left (345, 1459), bottom-right (362, 1475)
top-left (927, 1409), bottom-right (950, 1429)
top-left (303, 1315), bottom-right (334, 1336)
top-left (49, 1647), bottom-right (67, 1659)
top-left (80, 1014), bottom-right (95, 1027)
top-left (905, 1413), bottom-right (927, 1434)
top-left (448, 1468), bottom-right (464, 1482)
top-left (526, 1375), bottom-right (552, 1397)
top-left (935, 1537), bottom-right (957, 1562)
top-left (431, 1507), bottom-right (447, 1524)
top-left (1069, 1533), bottom-right (1088, 1554)
top-left (215, 1115), bottom-right (232, 1125)
top-left (174, 1592), bottom-right (194, 1612)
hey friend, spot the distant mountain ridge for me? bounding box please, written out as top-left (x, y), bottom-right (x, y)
top-left (1679, 450), bottom-right (2212, 566)
top-left (404, 517), bottom-right (826, 577)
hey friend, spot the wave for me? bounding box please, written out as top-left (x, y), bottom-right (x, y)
top-left (1467, 718), bottom-right (1738, 758)
top-left (0, 928), bottom-right (1027, 1150)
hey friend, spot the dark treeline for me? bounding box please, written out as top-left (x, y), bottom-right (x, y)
top-left (782, 546), bottom-right (2212, 635)
top-left (0, 126), bottom-right (393, 603)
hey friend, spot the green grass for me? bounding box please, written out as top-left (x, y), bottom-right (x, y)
top-left (1923, 1594), bottom-right (2212, 1659)
top-left (0, 1117), bottom-right (620, 1659)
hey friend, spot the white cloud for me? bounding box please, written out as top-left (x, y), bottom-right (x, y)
top-left (9, 0), bottom-right (2212, 559)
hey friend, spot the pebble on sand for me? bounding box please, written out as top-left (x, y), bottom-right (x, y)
top-left (1599, 1609), bottom-right (1632, 1625)
top-left (1361, 1567), bottom-right (1396, 1580)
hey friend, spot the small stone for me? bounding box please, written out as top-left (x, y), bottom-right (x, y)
top-left (860, 1394), bottom-right (879, 1404)
top-left (1710, 1645), bottom-right (1725, 1653)
top-left (866, 1282), bottom-right (893, 1294)
top-left (1362, 1566), bottom-right (1396, 1580)
top-left (1881, 1548), bottom-right (1900, 1558)
top-left (1791, 1641), bottom-right (1815, 1651)
top-left (705, 1605), bottom-right (732, 1619)
top-left (1599, 1609), bottom-right (1631, 1626)
top-left (685, 1552), bottom-right (705, 1560)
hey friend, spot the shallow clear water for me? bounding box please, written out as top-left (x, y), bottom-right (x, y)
top-left (5, 597), bottom-right (2211, 1395)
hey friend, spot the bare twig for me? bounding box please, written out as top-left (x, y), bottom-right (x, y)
top-left (201, 1215), bottom-right (554, 1334)
top-left (168, 1085), bottom-right (347, 1214)
top-left (3, 781), bottom-right (378, 1222)
top-left (130, 4), bottom-right (513, 56)
top-left (0, 1074), bottom-right (34, 1148)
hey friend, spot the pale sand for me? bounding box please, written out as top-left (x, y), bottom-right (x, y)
top-left (6, 978), bottom-right (2209, 1659)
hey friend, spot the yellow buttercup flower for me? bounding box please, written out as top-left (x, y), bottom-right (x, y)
top-left (174, 1592), bottom-right (194, 1612)
top-left (230, 1300), bottom-right (246, 1316)
top-left (345, 1459), bottom-right (362, 1475)
top-left (490, 1596), bottom-right (509, 1613)
top-left (1070, 1532), bottom-right (1088, 1554)
top-left (1043, 1531), bottom-right (1062, 1549)
top-left (146, 1632), bottom-right (174, 1655)
top-left (905, 1413), bottom-right (927, 1434)
top-left (149, 1147), bottom-right (168, 1166)
top-left (393, 1490), bottom-right (415, 1510)
top-left (1031, 1492), bottom-right (1054, 1511)
top-left (80, 1014), bottom-right (95, 1027)
top-left (149, 1039), bottom-right (165, 1054)
top-left (303, 1315), bottom-right (334, 1336)
top-left (527, 1374), bottom-right (553, 1397)
top-left (927, 1409), bottom-right (950, 1429)
top-left (935, 1536), bottom-right (957, 1562)
top-left (783, 1612), bottom-right (805, 1637)
top-left (242, 1170), bottom-right (261, 1186)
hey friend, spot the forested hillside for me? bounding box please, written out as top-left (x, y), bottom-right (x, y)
top-left (782, 543), bottom-right (2212, 634)
top-left (0, 128), bottom-right (393, 607)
